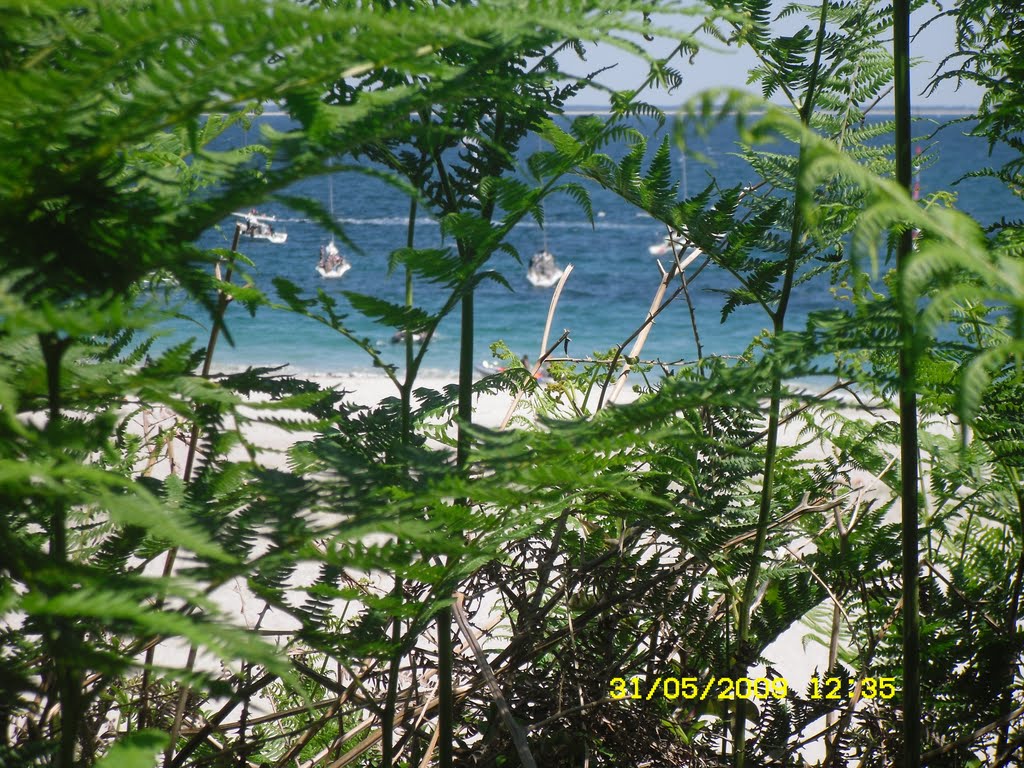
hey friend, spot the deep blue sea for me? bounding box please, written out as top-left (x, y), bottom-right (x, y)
top-left (164, 111), bottom-right (1018, 379)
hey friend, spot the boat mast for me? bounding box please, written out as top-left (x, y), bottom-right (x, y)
top-left (536, 131), bottom-right (549, 255)
top-left (327, 165), bottom-right (337, 248)
top-left (329, 172), bottom-right (334, 220)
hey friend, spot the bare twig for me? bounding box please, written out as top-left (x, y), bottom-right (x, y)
top-left (526, 696), bottom-right (617, 732)
top-left (598, 245), bottom-right (705, 409)
top-left (922, 558), bottom-right (1001, 631)
top-left (452, 593), bottom-right (537, 768)
top-left (921, 703), bottom-right (1024, 763)
top-left (145, 225), bottom-right (242, 737)
top-left (163, 645), bottom-right (198, 767)
top-left (782, 544), bottom-right (852, 626)
top-left (539, 264), bottom-right (573, 359)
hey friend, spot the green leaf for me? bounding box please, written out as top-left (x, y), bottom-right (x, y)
top-left (96, 730), bottom-right (169, 768)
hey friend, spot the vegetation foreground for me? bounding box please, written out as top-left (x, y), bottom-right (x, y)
top-left (1, 0), bottom-right (1022, 766)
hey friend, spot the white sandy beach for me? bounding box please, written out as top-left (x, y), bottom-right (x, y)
top-left (135, 368), bottom-right (890, 761)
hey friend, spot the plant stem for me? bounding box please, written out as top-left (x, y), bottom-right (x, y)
top-left (452, 594), bottom-right (538, 768)
top-left (183, 224), bottom-right (241, 480)
top-left (825, 506), bottom-right (851, 760)
top-left (400, 196), bottom-right (418, 441)
top-left (142, 224), bottom-right (240, 735)
top-left (430, 139), bottom-right (461, 768)
top-left (680, 266), bottom-right (704, 364)
top-left (1002, 475), bottom-right (1024, 751)
top-left (733, 2), bottom-right (830, 763)
top-left (733, 372), bottom-right (784, 765)
top-left (40, 333), bottom-right (79, 768)
top-left (383, 196), bottom-right (419, 768)
top-left (894, 0), bottom-right (921, 763)
top-left (437, 223), bottom-right (473, 767)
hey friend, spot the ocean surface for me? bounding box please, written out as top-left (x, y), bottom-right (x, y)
top-left (160, 111), bottom-right (1018, 380)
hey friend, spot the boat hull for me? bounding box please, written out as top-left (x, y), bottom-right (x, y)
top-left (526, 268), bottom-right (563, 288)
top-left (527, 249), bottom-right (563, 288)
top-left (317, 263), bottom-right (350, 279)
top-left (244, 231), bottom-right (287, 244)
top-left (233, 212), bottom-right (287, 243)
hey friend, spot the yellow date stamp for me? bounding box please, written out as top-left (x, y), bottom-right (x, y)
top-left (609, 675), bottom-right (898, 702)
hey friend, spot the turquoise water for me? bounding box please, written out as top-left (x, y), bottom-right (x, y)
top-left (164, 113), bottom-right (1017, 378)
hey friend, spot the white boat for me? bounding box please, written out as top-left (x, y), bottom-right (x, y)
top-left (527, 177), bottom-right (564, 288)
top-left (390, 330), bottom-right (427, 344)
top-left (233, 211), bottom-right (287, 243)
top-left (526, 249), bottom-right (563, 288)
top-left (651, 226), bottom-right (727, 258)
top-left (648, 228), bottom-right (686, 256)
top-left (317, 240), bottom-right (350, 279)
top-left (315, 172), bottom-right (350, 278)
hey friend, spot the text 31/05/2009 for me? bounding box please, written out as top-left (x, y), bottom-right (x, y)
top-left (608, 676), bottom-right (897, 702)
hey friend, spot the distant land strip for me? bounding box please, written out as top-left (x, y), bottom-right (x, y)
top-left (251, 104), bottom-right (976, 119)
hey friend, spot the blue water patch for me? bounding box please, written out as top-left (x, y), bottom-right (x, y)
top-left (155, 112), bottom-right (1019, 379)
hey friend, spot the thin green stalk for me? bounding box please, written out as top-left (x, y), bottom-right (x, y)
top-left (824, 508), bottom-right (851, 763)
top-left (457, 265), bottom-right (474, 468)
top-left (403, 198), bottom-right (418, 437)
top-left (1001, 475), bottom-right (1024, 752)
top-left (382, 197), bottom-right (418, 768)
top-left (40, 333), bottom-right (79, 768)
top-left (732, 2), bottom-right (830, 764)
top-left (733, 373), bottom-right (784, 766)
top-left (894, 0), bottom-right (921, 764)
top-left (143, 224), bottom-right (241, 736)
top-left (40, 333), bottom-right (69, 559)
top-left (432, 103), bottom-right (505, 765)
top-left (430, 141), bottom-right (460, 768)
top-left (436, 229), bottom-right (473, 768)
top-left (437, 99), bottom-right (508, 762)
top-left (183, 225), bottom-right (241, 479)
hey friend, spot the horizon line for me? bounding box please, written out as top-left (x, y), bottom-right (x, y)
top-left (250, 103), bottom-right (977, 119)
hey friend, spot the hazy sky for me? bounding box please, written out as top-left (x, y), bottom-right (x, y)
top-left (560, 4), bottom-right (983, 109)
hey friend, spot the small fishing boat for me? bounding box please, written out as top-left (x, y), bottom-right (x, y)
top-left (648, 228), bottom-right (686, 256)
top-left (526, 249), bottom-right (563, 288)
top-left (315, 170), bottom-right (350, 278)
top-left (528, 195), bottom-right (563, 288)
top-left (317, 241), bottom-right (350, 279)
top-left (476, 360), bottom-right (504, 376)
top-left (233, 210), bottom-right (287, 243)
top-left (649, 226), bottom-right (725, 258)
top-left (390, 330), bottom-right (428, 344)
